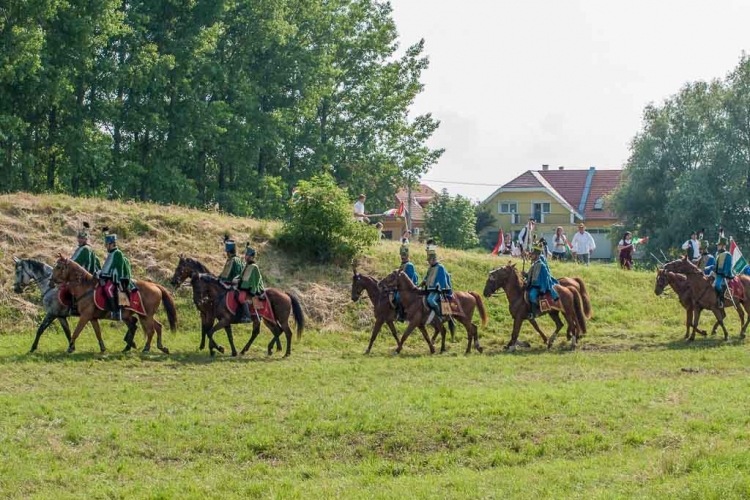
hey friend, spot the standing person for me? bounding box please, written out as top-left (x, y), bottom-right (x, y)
top-left (551, 226), bottom-right (568, 261)
top-left (235, 244), bottom-right (265, 323)
top-left (353, 194), bottom-right (370, 223)
top-left (617, 231), bottom-right (635, 270)
top-left (219, 236), bottom-right (243, 287)
top-left (525, 243), bottom-right (559, 319)
top-left (400, 229), bottom-right (412, 245)
top-left (712, 237), bottom-right (733, 308)
top-left (99, 228), bottom-right (131, 320)
top-left (697, 240), bottom-right (715, 276)
top-left (517, 218), bottom-right (535, 253)
top-left (511, 241), bottom-right (522, 258)
top-left (374, 222), bottom-right (384, 242)
top-left (571, 224), bottom-right (596, 265)
top-left (71, 222), bottom-right (101, 274)
top-left (681, 230), bottom-right (701, 262)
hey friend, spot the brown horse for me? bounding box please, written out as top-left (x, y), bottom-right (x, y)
top-left (663, 258), bottom-right (749, 340)
top-left (379, 270), bottom-right (487, 355)
top-left (52, 256), bottom-right (177, 353)
top-left (170, 256), bottom-right (281, 355)
top-left (654, 268), bottom-right (716, 340)
top-left (351, 272), bottom-right (402, 354)
top-left (172, 259), bottom-right (304, 357)
top-left (483, 263), bottom-right (587, 350)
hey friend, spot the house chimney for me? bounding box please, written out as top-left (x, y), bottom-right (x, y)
top-left (558, 166), bottom-right (564, 170)
top-left (542, 164), bottom-right (549, 171)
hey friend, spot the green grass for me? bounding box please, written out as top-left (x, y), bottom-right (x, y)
top-left (1, 194), bottom-right (750, 499)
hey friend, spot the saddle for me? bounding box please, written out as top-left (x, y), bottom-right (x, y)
top-left (225, 290), bottom-right (277, 324)
top-left (538, 293), bottom-right (562, 313)
top-left (94, 284), bottom-right (146, 316)
top-left (422, 295), bottom-right (464, 318)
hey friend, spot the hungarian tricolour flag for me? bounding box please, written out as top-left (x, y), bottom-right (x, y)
top-left (491, 228), bottom-right (505, 255)
top-left (382, 201), bottom-right (405, 218)
top-left (632, 236), bottom-right (649, 246)
top-left (564, 237), bottom-right (573, 258)
top-left (730, 238), bottom-right (748, 275)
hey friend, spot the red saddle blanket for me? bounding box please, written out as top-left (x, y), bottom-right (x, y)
top-left (539, 293), bottom-right (562, 313)
top-left (94, 285), bottom-right (146, 316)
top-left (727, 278), bottom-right (746, 302)
top-left (225, 291), bottom-right (277, 324)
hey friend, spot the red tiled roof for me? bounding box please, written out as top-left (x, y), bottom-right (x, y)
top-left (538, 170), bottom-right (590, 213)
top-left (502, 171), bottom-right (543, 189)
top-left (584, 170), bottom-right (622, 220)
top-left (391, 184), bottom-right (438, 223)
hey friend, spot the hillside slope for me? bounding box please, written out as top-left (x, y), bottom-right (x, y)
top-left (0, 192), bottom-right (724, 350)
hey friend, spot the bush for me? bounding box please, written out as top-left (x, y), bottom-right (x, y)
top-left (425, 190), bottom-right (479, 249)
top-left (278, 174), bottom-right (376, 263)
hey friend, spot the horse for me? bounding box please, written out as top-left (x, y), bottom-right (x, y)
top-left (169, 256), bottom-right (301, 356)
top-left (52, 256), bottom-right (177, 353)
top-left (350, 271), bottom-right (402, 354)
top-left (482, 263), bottom-right (587, 350)
top-left (379, 270), bottom-right (487, 355)
top-left (12, 257), bottom-right (76, 352)
top-left (654, 268), bottom-right (712, 340)
top-left (663, 258), bottom-right (749, 340)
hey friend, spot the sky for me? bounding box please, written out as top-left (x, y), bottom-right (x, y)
top-left (390, 0), bottom-right (750, 201)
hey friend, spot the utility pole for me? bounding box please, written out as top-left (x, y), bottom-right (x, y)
top-left (406, 176), bottom-right (413, 235)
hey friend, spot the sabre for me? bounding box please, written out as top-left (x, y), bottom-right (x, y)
top-left (726, 281), bottom-right (738, 310)
top-left (660, 249), bottom-right (669, 262)
top-left (650, 253), bottom-right (664, 267)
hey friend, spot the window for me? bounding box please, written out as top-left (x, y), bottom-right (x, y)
top-left (532, 202), bottom-right (552, 223)
top-left (593, 197), bottom-right (605, 211)
top-left (498, 201), bottom-right (518, 214)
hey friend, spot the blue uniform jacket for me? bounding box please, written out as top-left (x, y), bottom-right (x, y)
top-left (714, 250), bottom-right (734, 291)
top-left (529, 258), bottom-right (558, 300)
top-left (400, 261), bottom-right (420, 286)
top-left (702, 255), bottom-right (716, 276)
top-left (425, 262), bottom-right (452, 294)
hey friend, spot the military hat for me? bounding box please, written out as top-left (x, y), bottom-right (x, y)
top-left (399, 244), bottom-right (410, 257)
top-left (78, 221), bottom-right (90, 239)
top-left (245, 243), bottom-right (256, 257)
top-left (102, 226), bottom-right (117, 245)
top-left (717, 237), bottom-right (728, 246)
top-left (426, 242), bottom-right (438, 259)
top-left (223, 234), bottom-right (236, 253)
top-left (532, 243), bottom-right (544, 255)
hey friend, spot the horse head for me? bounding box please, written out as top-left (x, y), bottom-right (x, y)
top-left (351, 269), bottom-right (364, 302)
top-left (51, 255), bottom-right (74, 284)
top-left (483, 262), bottom-right (517, 297)
top-left (654, 268), bottom-right (669, 296)
top-left (12, 257), bottom-right (27, 294)
top-left (171, 256), bottom-right (210, 287)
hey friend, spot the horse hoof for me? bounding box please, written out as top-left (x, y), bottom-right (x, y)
top-left (142, 348), bottom-right (150, 353)
top-left (160, 347), bottom-right (170, 355)
top-left (231, 351), bottom-right (238, 358)
top-left (210, 350), bottom-right (216, 358)
top-left (507, 345), bottom-right (517, 353)
top-left (67, 346), bottom-right (75, 354)
top-left (476, 346), bottom-right (484, 354)
top-left (217, 345), bottom-right (225, 354)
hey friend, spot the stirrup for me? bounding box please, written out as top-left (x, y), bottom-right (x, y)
top-left (110, 309), bottom-right (121, 321)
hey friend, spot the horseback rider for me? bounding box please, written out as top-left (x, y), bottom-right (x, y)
top-left (698, 239), bottom-right (715, 276)
top-left (422, 241), bottom-right (452, 324)
top-left (395, 244), bottom-right (420, 321)
top-left (526, 243), bottom-right (559, 319)
top-left (712, 237), bottom-right (733, 308)
top-left (98, 229), bottom-right (131, 320)
top-left (219, 235), bottom-right (243, 287)
top-left (71, 222), bottom-right (101, 275)
top-left (234, 244), bottom-right (265, 323)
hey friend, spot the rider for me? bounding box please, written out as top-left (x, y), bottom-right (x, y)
top-left (99, 229), bottom-right (131, 320)
top-left (219, 235), bottom-right (243, 287)
top-left (71, 222), bottom-right (101, 274)
top-left (712, 237), bottom-right (733, 308)
top-left (395, 244), bottom-right (420, 321)
top-left (422, 240), bottom-right (452, 325)
top-left (526, 243), bottom-right (559, 319)
top-left (235, 244), bottom-right (265, 323)
top-left (698, 239), bottom-right (715, 276)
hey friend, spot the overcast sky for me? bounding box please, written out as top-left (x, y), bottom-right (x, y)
top-left (390, 0), bottom-right (750, 201)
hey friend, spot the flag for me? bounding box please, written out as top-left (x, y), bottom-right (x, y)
top-left (730, 238), bottom-right (748, 275)
top-left (632, 236), bottom-right (649, 246)
top-left (396, 200), bottom-right (405, 217)
top-left (383, 201), bottom-right (406, 218)
top-left (564, 237), bottom-right (573, 258)
top-left (491, 228), bottom-right (505, 255)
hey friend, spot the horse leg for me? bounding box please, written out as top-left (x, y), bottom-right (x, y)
top-left (365, 317), bottom-right (385, 355)
top-left (240, 320), bottom-right (262, 355)
top-left (395, 321), bottom-right (418, 355)
top-left (266, 325), bottom-right (283, 356)
top-left (714, 308), bottom-right (729, 341)
top-left (155, 321), bottom-right (169, 354)
top-left (735, 305), bottom-right (746, 340)
top-left (690, 309), bottom-right (703, 342)
top-left (740, 302), bottom-right (750, 339)
top-left (225, 324), bottom-right (238, 357)
top-left (58, 317), bottom-right (73, 344)
top-left (123, 318), bottom-right (139, 352)
top-left (386, 321), bottom-right (400, 345)
top-left (472, 323), bottom-right (483, 353)
top-left (438, 321), bottom-right (447, 354)
top-left (199, 314), bottom-right (210, 351)
top-left (529, 318), bottom-right (548, 345)
top-left (67, 315), bottom-right (93, 353)
top-left (505, 317), bottom-right (524, 352)
top-left (29, 314), bottom-right (55, 353)
top-left (281, 322), bottom-right (293, 357)
top-left (206, 320), bottom-right (228, 356)
top-left (90, 319), bottom-right (106, 353)
top-left (140, 317), bottom-right (155, 353)
top-left (417, 325), bottom-right (436, 354)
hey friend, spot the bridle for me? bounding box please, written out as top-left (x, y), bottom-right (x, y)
top-left (15, 262), bottom-right (41, 291)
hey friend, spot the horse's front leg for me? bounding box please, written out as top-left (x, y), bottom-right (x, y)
top-left (58, 317), bottom-right (73, 344)
top-left (364, 317), bottom-right (385, 355)
top-left (90, 319), bottom-right (106, 353)
top-left (240, 319), bottom-right (262, 355)
top-left (67, 317), bottom-right (90, 353)
top-left (505, 317), bottom-right (524, 352)
top-left (225, 325), bottom-right (238, 357)
top-left (417, 325), bottom-right (436, 354)
top-left (395, 320), bottom-right (419, 355)
top-left (529, 318), bottom-right (548, 345)
top-left (29, 314), bottom-right (55, 353)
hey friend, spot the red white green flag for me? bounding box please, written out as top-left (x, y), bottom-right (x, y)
top-left (730, 238), bottom-right (748, 275)
top-left (491, 228), bottom-right (505, 255)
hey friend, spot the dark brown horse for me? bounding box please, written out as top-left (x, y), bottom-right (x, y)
top-left (483, 264), bottom-right (587, 350)
top-left (663, 258), bottom-right (749, 340)
top-left (171, 257), bottom-right (304, 357)
top-left (170, 256), bottom-right (280, 355)
top-left (351, 272), bottom-right (402, 354)
top-left (655, 268), bottom-right (711, 340)
top-left (52, 256), bottom-right (177, 353)
top-left (379, 270), bottom-right (487, 355)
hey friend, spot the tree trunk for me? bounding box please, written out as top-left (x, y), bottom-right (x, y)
top-left (2, 137), bottom-right (12, 192)
top-left (139, 130), bottom-right (150, 201)
top-left (46, 106), bottom-right (57, 190)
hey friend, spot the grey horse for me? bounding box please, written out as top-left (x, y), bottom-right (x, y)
top-left (12, 257), bottom-right (75, 352)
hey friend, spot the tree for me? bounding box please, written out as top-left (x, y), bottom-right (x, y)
top-left (424, 190), bottom-right (479, 250)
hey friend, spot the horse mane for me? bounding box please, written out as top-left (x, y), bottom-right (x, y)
top-left (185, 257), bottom-right (211, 274)
top-left (25, 259), bottom-right (52, 275)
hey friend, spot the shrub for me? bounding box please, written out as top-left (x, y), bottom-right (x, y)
top-left (278, 174), bottom-right (375, 263)
top-left (425, 190), bottom-right (479, 249)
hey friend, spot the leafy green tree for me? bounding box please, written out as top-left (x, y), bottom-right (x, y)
top-left (424, 190), bottom-right (479, 250)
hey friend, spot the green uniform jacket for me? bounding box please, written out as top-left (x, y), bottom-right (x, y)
top-left (72, 244), bottom-right (101, 275)
top-left (239, 263), bottom-right (265, 295)
top-left (101, 247), bottom-right (131, 282)
top-left (219, 256), bottom-right (244, 284)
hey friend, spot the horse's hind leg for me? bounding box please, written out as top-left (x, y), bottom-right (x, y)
top-left (225, 325), bottom-right (238, 357)
top-left (155, 321), bottom-right (170, 354)
top-left (240, 320), bottom-right (262, 355)
top-left (59, 317), bottom-right (73, 344)
top-left (472, 323), bottom-right (483, 354)
top-left (281, 322), bottom-right (293, 357)
top-left (267, 325), bottom-right (283, 356)
top-left (29, 314), bottom-right (55, 353)
top-left (91, 319), bottom-right (106, 353)
top-left (417, 325), bottom-right (436, 355)
top-left (140, 317), bottom-right (155, 353)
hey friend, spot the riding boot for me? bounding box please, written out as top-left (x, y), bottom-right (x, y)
top-left (70, 298), bottom-right (78, 316)
top-left (448, 317), bottom-right (456, 337)
top-left (396, 303), bottom-right (405, 322)
top-left (528, 303), bottom-right (540, 320)
top-left (717, 290), bottom-right (724, 308)
top-left (107, 296), bottom-right (120, 321)
top-left (239, 301), bottom-right (253, 323)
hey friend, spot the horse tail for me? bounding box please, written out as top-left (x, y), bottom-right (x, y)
top-left (572, 288), bottom-right (587, 336)
top-left (469, 292), bottom-right (489, 327)
top-left (289, 293), bottom-right (305, 340)
top-left (157, 284), bottom-right (178, 332)
top-left (574, 277), bottom-right (592, 319)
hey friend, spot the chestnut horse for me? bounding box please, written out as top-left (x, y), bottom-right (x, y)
top-left (662, 258), bottom-right (749, 340)
top-left (52, 256), bottom-right (177, 353)
top-left (379, 270), bottom-right (487, 355)
top-left (483, 264), bottom-right (586, 350)
top-left (654, 268), bottom-right (718, 340)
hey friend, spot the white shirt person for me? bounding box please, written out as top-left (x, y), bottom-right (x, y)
top-left (353, 194), bottom-right (369, 223)
top-left (681, 232), bottom-right (701, 261)
top-left (571, 224), bottom-right (596, 264)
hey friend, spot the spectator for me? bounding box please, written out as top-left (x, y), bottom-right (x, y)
top-left (511, 241), bottom-right (522, 258)
top-left (353, 194), bottom-right (370, 223)
top-left (551, 226), bottom-right (568, 261)
top-left (517, 218), bottom-right (535, 252)
top-left (400, 229), bottom-right (412, 244)
top-left (617, 231), bottom-right (635, 270)
top-left (374, 222), bottom-right (384, 242)
top-left (571, 224), bottom-right (596, 265)
top-left (681, 230), bottom-right (701, 262)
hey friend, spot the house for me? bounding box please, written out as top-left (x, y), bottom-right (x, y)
top-left (481, 165), bottom-right (623, 259)
top-left (380, 184), bottom-right (438, 241)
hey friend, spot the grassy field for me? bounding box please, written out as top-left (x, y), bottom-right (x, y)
top-left (1, 194), bottom-right (750, 499)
